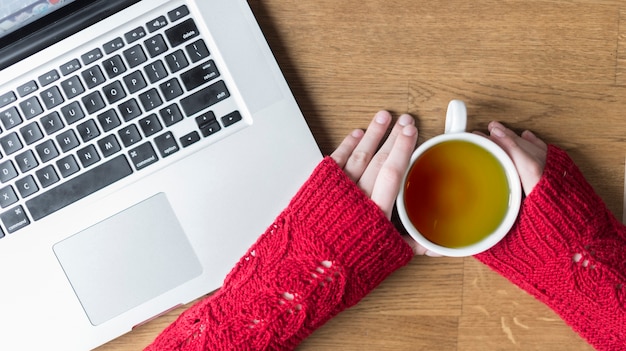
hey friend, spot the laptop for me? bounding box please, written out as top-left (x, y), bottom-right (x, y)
top-left (0, 0), bottom-right (321, 349)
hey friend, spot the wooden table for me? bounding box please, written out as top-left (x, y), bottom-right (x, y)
top-left (98, 0), bottom-right (625, 349)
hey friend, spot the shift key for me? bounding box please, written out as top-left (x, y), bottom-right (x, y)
top-left (180, 80), bottom-right (230, 117)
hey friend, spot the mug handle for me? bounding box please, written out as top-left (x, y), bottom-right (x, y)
top-left (444, 100), bottom-right (467, 134)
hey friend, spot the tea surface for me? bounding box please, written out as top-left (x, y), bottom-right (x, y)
top-left (404, 140), bottom-right (509, 248)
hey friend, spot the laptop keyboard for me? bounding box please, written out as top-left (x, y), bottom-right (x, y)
top-left (0, 4), bottom-right (243, 238)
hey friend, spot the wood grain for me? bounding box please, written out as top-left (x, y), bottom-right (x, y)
top-left (96, 1), bottom-right (625, 349)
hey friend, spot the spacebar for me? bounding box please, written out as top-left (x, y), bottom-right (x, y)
top-left (26, 155), bottom-right (133, 221)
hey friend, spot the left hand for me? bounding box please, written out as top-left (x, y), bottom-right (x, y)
top-left (330, 111), bottom-right (436, 255)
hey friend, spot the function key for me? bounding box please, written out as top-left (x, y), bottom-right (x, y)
top-left (147, 16), bottom-right (168, 33)
top-left (81, 48), bottom-right (103, 66)
top-left (125, 26), bottom-right (147, 44)
top-left (38, 69), bottom-right (60, 87)
top-left (0, 91), bottom-right (16, 109)
top-left (60, 59), bottom-right (81, 76)
top-left (103, 37), bottom-right (125, 54)
top-left (168, 5), bottom-right (189, 22)
top-left (17, 80), bottom-right (38, 97)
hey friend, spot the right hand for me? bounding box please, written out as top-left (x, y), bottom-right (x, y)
top-left (483, 121), bottom-right (548, 196)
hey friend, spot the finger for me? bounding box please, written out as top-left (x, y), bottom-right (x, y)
top-left (488, 122), bottom-right (545, 195)
top-left (402, 236), bottom-right (443, 257)
top-left (358, 114), bottom-right (415, 192)
top-left (330, 129), bottom-right (365, 170)
top-left (343, 111), bottom-right (393, 181)
top-left (368, 124), bottom-right (417, 217)
top-left (521, 129), bottom-right (547, 150)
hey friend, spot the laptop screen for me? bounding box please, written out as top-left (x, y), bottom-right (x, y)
top-left (0, 0), bottom-right (78, 39)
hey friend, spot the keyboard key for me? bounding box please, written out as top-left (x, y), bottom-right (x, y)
top-left (144, 60), bottom-right (168, 83)
top-left (76, 119), bottom-right (100, 142)
top-left (159, 104), bottom-right (183, 127)
top-left (222, 111), bottom-right (243, 127)
top-left (118, 124), bottom-right (142, 147)
top-left (118, 98), bottom-right (142, 122)
top-left (0, 160), bottom-right (18, 183)
top-left (195, 111), bottom-right (221, 137)
top-left (154, 131), bottom-right (179, 158)
top-left (165, 18), bottom-right (199, 47)
top-left (123, 45), bottom-right (147, 68)
top-left (60, 101), bottom-right (85, 125)
top-left (77, 144), bottom-right (101, 168)
top-left (144, 34), bottom-right (168, 58)
top-left (20, 122), bottom-right (44, 145)
top-left (139, 88), bottom-right (163, 111)
top-left (160, 78), bottom-right (184, 101)
top-left (0, 132), bottom-right (23, 156)
top-left (103, 81), bottom-right (126, 104)
top-left (35, 139), bottom-right (59, 163)
top-left (60, 76), bottom-right (85, 99)
top-left (19, 96), bottom-right (43, 119)
top-left (15, 175), bottom-right (39, 198)
top-left (125, 26), bottom-right (147, 44)
top-left (82, 66), bottom-right (106, 89)
top-left (38, 69), bottom-right (60, 87)
top-left (102, 55), bottom-right (127, 79)
top-left (0, 91), bottom-right (17, 108)
top-left (15, 150), bottom-right (38, 173)
top-left (129, 142), bottom-right (157, 170)
top-left (168, 5), bottom-right (189, 22)
top-left (138, 114), bottom-right (162, 137)
top-left (17, 80), bottom-right (38, 97)
top-left (81, 48), bottom-right (103, 65)
top-left (60, 59), bottom-right (81, 76)
top-left (41, 112), bottom-right (64, 135)
top-left (97, 109), bottom-right (121, 132)
top-left (1, 205), bottom-right (30, 233)
top-left (27, 155), bottom-right (133, 221)
top-left (97, 134), bottom-right (121, 157)
top-left (103, 37), bottom-right (125, 54)
top-left (1, 106), bottom-right (23, 130)
top-left (147, 16), bottom-right (168, 33)
top-left (181, 60), bottom-right (220, 91)
top-left (0, 185), bottom-right (18, 208)
top-left (180, 131), bottom-right (200, 147)
top-left (56, 129), bottom-right (80, 153)
top-left (180, 80), bottom-right (230, 117)
top-left (164, 49), bottom-right (189, 72)
top-left (57, 155), bottom-right (80, 178)
top-left (123, 70), bottom-right (147, 94)
top-left (82, 91), bottom-right (106, 115)
top-left (185, 39), bottom-right (209, 63)
top-left (40, 86), bottom-right (65, 109)
top-left (35, 165), bottom-right (60, 188)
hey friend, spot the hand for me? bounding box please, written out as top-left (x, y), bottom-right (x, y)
top-left (484, 121), bottom-right (548, 195)
top-left (330, 111), bottom-right (435, 255)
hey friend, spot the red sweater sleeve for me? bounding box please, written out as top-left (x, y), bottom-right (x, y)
top-left (144, 157), bottom-right (414, 350)
top-left (475, 145), bottom-right (626, 351)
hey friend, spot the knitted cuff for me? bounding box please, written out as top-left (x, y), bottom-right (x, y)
top-left (475, 145), bottom-right (626, 351)
top-left (145, 157), bottom-right (414, 351)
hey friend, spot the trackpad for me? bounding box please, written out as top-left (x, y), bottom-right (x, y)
top-left (53, 193), bottom-right (202, 326)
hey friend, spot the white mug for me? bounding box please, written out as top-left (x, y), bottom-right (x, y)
top-left (396, 100), bottom-right (522, 257)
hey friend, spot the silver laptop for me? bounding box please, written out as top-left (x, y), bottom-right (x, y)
top-left (0, 0), bottom-right (321, 349)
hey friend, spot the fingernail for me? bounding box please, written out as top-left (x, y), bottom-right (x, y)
top-left (398, 114), bottom-right (413, 126)
top-left (490, 127), bottom-right (506, 138)
top-left (351, 129), bottom-right (364, 138)
top-left (375, 111), bottom-right (390, 124)
top-left (402, 125), bottom-right (417, 136)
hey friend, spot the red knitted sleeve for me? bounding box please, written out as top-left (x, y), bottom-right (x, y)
top-left (144, 157), bottom-right (414, 350)
top-left (475, 145), bottom-right (626, 350)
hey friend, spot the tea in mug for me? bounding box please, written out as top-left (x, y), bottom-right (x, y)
top-left (403, 140), bottom-right (510, 248)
